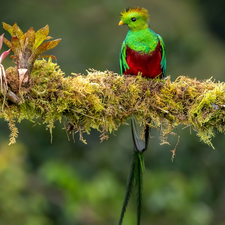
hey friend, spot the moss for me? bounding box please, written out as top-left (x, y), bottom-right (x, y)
top-left (2, 58), bottom-right (225, 147)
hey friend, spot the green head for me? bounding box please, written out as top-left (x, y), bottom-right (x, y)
top-left (119, 7), bottom-right (150, 31)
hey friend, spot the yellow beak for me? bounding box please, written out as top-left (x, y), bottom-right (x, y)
top-left (118, 20), bottom-right (124, 26)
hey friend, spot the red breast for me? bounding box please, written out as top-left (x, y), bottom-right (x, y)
top-left (124, 42), bottom-right (163, 78)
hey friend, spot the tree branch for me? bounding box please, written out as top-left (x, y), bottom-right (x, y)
top-left (1, 59), bottom-right (224, 146)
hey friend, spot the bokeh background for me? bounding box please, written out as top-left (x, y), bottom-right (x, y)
top-left (1, 0), bottom-right (225, 224)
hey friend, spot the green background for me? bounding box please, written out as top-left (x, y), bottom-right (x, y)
top-left (1, 0), bottom-right (225, 224)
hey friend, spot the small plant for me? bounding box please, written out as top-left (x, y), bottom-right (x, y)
top-left (2, 23), bottom-right (61, 91)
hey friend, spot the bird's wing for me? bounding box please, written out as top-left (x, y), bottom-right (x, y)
top-left (157, 34), bottom-right (166, 77)
top-left (119, 41), bottom-right (129, 74)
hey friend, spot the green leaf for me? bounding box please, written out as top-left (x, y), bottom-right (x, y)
top-left (2, 22), bottom-right (14, 36)
top-left (3, 37), bottom-right (12, 49)
top-left (12, 23), bottom-right (24, 41)
top-left (33, 25), bottom-right (49, 50)
top-left (34, 39), bottom-right (61, 56)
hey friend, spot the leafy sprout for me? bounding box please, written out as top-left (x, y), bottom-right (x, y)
top-left (2, 23), bottom-right (61, 91)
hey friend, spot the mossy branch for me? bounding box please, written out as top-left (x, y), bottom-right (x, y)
top-left (1, 59), bottom-right (225, 146)
top-left (1, 23), bottom-right (224, 147)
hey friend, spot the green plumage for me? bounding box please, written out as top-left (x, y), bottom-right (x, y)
top-left (119, 8), bottom-right (166, 78)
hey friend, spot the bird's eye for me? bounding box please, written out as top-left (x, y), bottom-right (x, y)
top-left (131, 17), bottom-right (136, 22)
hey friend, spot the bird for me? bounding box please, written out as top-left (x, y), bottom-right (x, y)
top-left (118, 7), bottom-right (166, 225)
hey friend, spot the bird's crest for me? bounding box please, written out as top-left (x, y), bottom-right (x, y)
top-left (120, 7), bottom-right (149, 21)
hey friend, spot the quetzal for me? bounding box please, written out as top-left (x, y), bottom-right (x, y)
top-left (118, 7), bottom-right (166, 225)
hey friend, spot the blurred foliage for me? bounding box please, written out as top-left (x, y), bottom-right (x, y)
top-left (0, 142), bottom-right (51, 225)
top-left (1, 0), bottom-right (225, 225)
top-left (199, 0), bottom-right (225, 41)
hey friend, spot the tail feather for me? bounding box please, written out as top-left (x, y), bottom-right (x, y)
top-left (118, 151), bottom-right (145, 225)
top-left (131, 117), bottom-right (150, 152)
top-left (135, 151), bottom-right (144, 225)
top-left (118, 152), bottom-right (136, 225)
top-left (118, 117), bottom-right (149, 225)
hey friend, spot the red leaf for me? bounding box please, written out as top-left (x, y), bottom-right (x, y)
top-left (0, 33), bottom-right (4, 50)
top-left (24, 27), bottom-right (35, 56)
top-left (0, 49), bottom-right (10, 63)
top-left (38, 55), bottom-right (57, 60)
top-left (11, 36), bottom-right (20, 55)
top-left (45, 36), bottom-right (53, 40)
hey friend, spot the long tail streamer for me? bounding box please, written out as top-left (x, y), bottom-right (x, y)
top-left (118, 151), bottom-right (145, 225)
